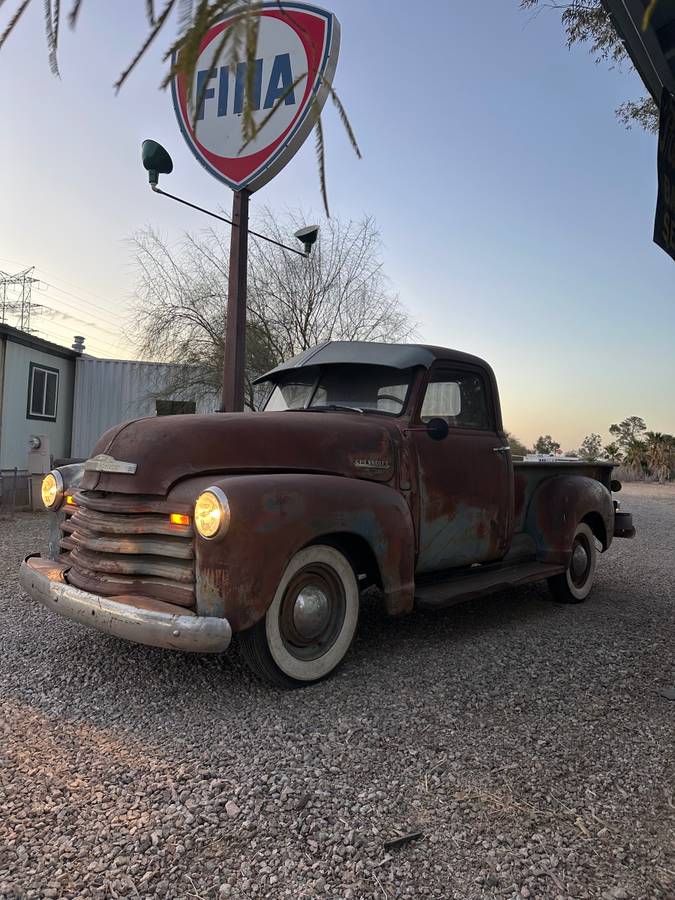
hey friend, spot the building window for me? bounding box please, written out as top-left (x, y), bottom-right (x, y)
top-left (156, 400), bottom-right (196, 416)
top-left (27, 363), bottom-right (59, 421)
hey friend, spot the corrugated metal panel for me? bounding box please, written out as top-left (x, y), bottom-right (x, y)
top-left (71, 359), bottom-right (218, 458)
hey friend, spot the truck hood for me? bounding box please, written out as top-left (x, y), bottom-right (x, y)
top-left (81, 411), bottom-right (399, 496)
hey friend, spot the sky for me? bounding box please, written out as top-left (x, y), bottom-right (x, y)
top-left (0, 0), bottom-right (673, 450)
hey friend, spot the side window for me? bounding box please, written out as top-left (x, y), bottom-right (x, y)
top-left (420, 370), bottom-right (492, 430)
top-left (27, 363), bottom-right (59, 421)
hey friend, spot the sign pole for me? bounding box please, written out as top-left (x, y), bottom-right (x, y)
top-left (221, 188), bottom-right (250, 412)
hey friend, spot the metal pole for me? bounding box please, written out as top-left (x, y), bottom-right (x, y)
top-left (221, 189), bottom-right (250, 412)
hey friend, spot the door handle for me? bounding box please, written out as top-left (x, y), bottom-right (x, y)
top-left (493, 446), bottom-right (511, 453)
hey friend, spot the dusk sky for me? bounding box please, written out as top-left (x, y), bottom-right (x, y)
top-left (1, 0), bottom-right (673, 450)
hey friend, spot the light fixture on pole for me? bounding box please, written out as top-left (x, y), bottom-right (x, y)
top-left (141, 140), bottom-right (318, 413)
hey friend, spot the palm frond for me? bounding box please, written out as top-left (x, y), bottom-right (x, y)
top-left (115, 0), bottom-right (177, 92)
top-left (0, 0), bottom-right (31, 53)
top-left (0, 0), bottom-right (360, 211)
top-left (321, 74), bottom-right (361, 159)
top-left (67, 0), bottom-right (83, 28)
top-left (238, 71), bottom-right (305, 152)
top-left (313, 105), bottom-right (328, 217)
top-left (241, 4), bottom-right (261, 143)
top-left (43, 0), bottom-right (59, 75)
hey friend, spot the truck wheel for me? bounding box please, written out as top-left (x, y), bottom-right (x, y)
top-left (238, 545), bottom-right (359, 688)
top-left (547, 522), bottom-right (598, 603)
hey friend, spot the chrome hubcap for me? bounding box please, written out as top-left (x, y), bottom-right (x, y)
top-left (292, 586), bottom-right (330, 640)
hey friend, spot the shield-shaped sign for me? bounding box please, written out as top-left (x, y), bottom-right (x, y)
top-left (171, 2), bottom-right (340, 193)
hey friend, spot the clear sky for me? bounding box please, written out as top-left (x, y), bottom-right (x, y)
top-left (1, 0), bottom-right (673, 450)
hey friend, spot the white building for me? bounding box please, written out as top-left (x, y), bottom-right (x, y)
top-left (0, 324), bottom-right (77, 473)
top-left (0, 326), bottom-right (218, 503)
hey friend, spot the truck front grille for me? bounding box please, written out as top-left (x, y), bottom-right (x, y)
top-left (60, 491), bottom-right (195, 608)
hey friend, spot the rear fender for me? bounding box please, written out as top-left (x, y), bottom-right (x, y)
top-left (193, 474), bottom-right (416, 631)
top-left (524, 475), bottom-right (613, 565)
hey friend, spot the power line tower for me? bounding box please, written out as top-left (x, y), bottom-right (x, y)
top-left (0, 267), bottom-right (39, 332)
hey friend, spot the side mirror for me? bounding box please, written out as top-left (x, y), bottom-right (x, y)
top-left (141, 139), bottom-right (174, 186)
top-left (426, 417), bottom-right (449, 441)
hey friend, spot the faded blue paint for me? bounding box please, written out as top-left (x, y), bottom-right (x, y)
top-left (415, 481), bottom-right (503, 574)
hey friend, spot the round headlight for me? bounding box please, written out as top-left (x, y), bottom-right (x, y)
top-left (194, 488), bottom-right (229, 539)
top-left (41, 470), bottom-right (63, 509)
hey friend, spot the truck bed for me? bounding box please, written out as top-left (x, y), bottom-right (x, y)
top-left (512, 458), bottom-right (614, 534)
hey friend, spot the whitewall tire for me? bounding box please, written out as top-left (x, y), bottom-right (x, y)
top-left (239, 545), bottom-right (359, 687)
top-left (547, 522), bottom-right (598, 604)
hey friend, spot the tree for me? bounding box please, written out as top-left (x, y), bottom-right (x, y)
top-left (131, 212), bottom-right (414, 408)
top-left (622, 437), bottom-right (648, 479)
top-left (533, 434), bottom-right (561, 454)
top-left (609, 416), bottom-right (647, 453)
top-left (0, 1), bottom-right (359, 213)
top-left (578, 433), bottom-right (603, 461)
top-left (521, 1), bottom-right (658, 133)
top-left (505, 433), bottom-right (530, 456)
top-left (645, 431), bottom-right (675, 483)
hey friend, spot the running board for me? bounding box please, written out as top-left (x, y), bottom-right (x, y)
top-left (414, 561), bottom-right (566, 610)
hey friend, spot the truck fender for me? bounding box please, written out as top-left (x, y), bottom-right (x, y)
top-left (192, 473), bottom-right (416, 631)
top-left (524, 474), bottom-right (613, 566)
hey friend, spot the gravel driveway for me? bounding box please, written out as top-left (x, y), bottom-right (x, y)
top-left (1, 483), bottom-right (673, 899)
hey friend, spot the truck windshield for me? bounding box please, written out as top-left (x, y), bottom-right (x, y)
top-left (261, 364), bottom-right (413, 416)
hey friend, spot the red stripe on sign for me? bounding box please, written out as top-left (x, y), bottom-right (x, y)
top-left (174, 8), bottom-right (326, 184)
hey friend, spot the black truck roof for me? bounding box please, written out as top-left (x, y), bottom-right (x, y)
top-left (254, 340), bottom-right (489, 383)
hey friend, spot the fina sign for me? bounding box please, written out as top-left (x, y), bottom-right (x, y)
top-left (171, 2), bottom-right (340, 193)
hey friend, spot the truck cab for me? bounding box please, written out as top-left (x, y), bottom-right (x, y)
top-left (20, 341), bottom-right (634, 687)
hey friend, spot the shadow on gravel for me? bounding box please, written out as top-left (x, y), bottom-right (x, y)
top-left (3, 579), bottom-right (569, 731)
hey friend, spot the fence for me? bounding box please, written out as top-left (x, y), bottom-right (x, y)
top-left (0, 468), bottom-right (29, 515)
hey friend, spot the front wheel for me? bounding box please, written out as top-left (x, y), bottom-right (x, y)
top-left (547, 522), bottom-right (598, 603)
top-left (238, 545), bottom-right (359, 688)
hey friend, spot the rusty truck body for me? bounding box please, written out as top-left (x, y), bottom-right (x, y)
top-left (19, 341), bottom-right (635, 686)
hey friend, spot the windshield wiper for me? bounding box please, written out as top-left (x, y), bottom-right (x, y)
top-left (297, 404), bottom-right (365, 414)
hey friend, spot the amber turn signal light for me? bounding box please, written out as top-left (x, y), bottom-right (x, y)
top-left (170, 513), bottom-right (190, 527)
top-left (65, 495), bottom-right (76, 506)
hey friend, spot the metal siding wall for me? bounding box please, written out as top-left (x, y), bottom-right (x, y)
top-left (71, 359), bottom-right (218, 458)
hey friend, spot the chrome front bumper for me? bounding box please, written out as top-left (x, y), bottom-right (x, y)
top-left (19, 556), bottom-right (232, 653)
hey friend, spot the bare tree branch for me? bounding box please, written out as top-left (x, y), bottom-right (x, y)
top-left (129, 212), bottom-right (416, 409)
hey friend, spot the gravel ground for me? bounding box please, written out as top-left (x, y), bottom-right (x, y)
top-left (1, 483), bottom-right (674, 900)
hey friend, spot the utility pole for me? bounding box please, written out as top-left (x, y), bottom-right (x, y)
top-left (0, 267), bottom-right (38, 332)
top-left (221, 190), bottom-right (250, 413)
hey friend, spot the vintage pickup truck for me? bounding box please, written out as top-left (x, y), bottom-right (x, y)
top-left (20, 341), bottom-right (635, 686)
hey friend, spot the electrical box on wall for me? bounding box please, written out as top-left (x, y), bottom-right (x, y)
top-left (27, 434), bottom-right (50, 475)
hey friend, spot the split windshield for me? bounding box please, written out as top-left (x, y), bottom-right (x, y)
top-left (261, 364), bottom-right (413, 416)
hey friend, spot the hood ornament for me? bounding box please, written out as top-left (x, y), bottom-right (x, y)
top-left (84, 454), bottom-right (137, 475)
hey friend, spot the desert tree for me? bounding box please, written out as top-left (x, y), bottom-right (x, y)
top-left (521, 1), bottom-right (659, 133)
top-left (130, 212), bottom-right (414, 408)
top-left (609, 416), bottom-right (647, 453)
top-left (505, 432), bottom-right (530, 457)
top-left (578, 433), bottom-right (603, 461)
top-left (533, 434), bottom-right (561, 454)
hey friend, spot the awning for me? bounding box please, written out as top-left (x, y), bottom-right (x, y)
top-left (602, 0), bottom-right (675, 100)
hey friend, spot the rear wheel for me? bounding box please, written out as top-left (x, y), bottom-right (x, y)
top-left (238, 545), bottom-right (359, 688)
top-left (547, 522), bottom-right (598, 603)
